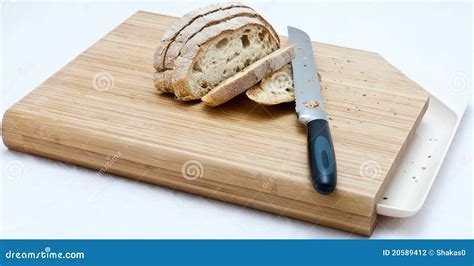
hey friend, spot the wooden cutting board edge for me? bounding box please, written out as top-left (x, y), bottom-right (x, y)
top-left (1, 94), bottom-right (428, 237)
top-left (2, 129), bottom-right (376, 236)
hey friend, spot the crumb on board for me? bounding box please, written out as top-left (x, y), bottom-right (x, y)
top-left (412, 176), bottom-right (416, 180)
top-left (383, 197), bottom-right (388, 200)
top-left (304, 100), bottom-right (320, 109)
top-left (428, 155), bottom-right (432, 158)
top-left (422, 166), bottom-right (426, 171)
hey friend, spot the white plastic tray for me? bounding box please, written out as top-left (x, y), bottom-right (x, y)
top-left (376, 81), bottom-right (471, 217)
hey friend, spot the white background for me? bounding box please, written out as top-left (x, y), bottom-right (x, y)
top-left (1, 1), bottom-right (472, 238)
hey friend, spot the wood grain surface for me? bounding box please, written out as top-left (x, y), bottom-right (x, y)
top-left (2, 11), bottom-right (429, 236)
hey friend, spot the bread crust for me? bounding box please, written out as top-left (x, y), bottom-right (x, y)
top-left (201, 45), bottom-right (295, 106)
top-left (153, 2), bottom-right (251, 71)
top-left (171, 16), bottom-right (279, 101)
top-left (153, 71), bottom-right (174, 93)
top-left (153, 4), bottom-right (282, 94)
top-left (163, 7), bottom-right (280, 70)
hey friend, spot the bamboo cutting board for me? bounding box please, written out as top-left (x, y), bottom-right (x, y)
top-left (2, 11), bottom-right (429, 236)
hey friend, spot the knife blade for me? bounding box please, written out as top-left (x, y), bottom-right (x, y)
top-left (288, 26), bottom-right (337, 195)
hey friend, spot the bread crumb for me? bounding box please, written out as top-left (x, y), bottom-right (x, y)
top-left (304, 100), bottom-right (320, 109)
top-left (428, 155), bottom-right (432, 158)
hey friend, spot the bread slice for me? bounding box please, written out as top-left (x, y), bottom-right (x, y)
top-left (154, 2), bottom-right (250, 71)
top-left (163, 7), bottom-right (280, 70)
top-left (246, 64), bottom-right (295, 105)
top-left (246, 66), bottom-right (324, 105)
top-left (202, 46), bottom-right (295, 107)
top-left (171, 17), bottom-right (279, 101)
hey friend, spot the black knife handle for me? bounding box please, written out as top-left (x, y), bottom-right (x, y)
top-left (307, 119), bottom-right (337, 195)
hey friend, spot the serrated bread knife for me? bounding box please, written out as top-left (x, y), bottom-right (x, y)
top-left (288, 26), bottom-right (337, 195)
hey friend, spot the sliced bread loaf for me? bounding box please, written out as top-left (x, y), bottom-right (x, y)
top-left (154, 2), bottom-right (250, 71)
top-left (171, 16), bottom-right (279, 100)
top-left (202, 45), bottom-right (295, 106)
top-left (163, 7), bottom-right (280, 70)
top-left (246, 64), bottom-right (295, 105)
top-left (154, 4), bottom-right (280, 94)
